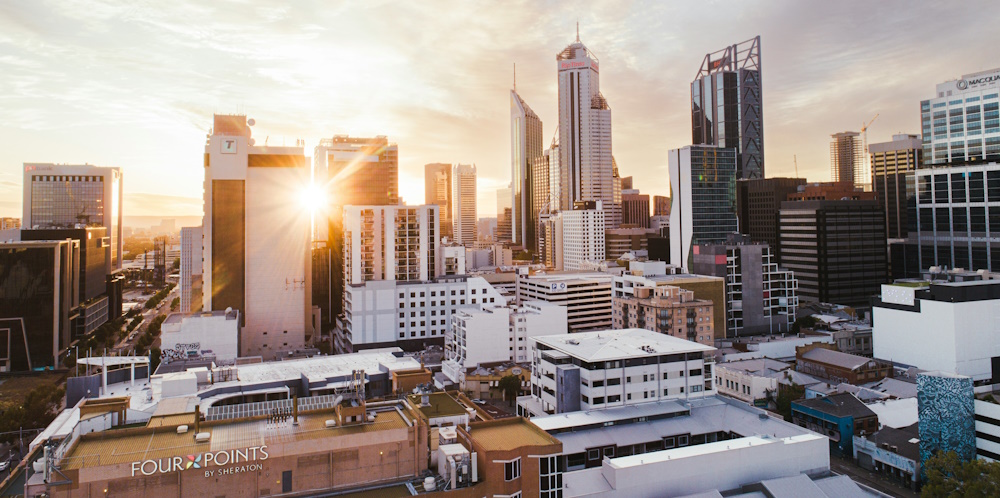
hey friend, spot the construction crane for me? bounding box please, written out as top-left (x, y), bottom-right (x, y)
top-left (860, 113), bottom-right (879, 189)
top-left (793, 155), bottom-right (799, 177)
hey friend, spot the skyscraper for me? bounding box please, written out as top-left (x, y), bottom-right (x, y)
top-left (343, 205), bottom-right (440, 284)
top-left (496, 184), bottom-right (512, 243)
top-left (669, 145), bottom-right (738, 268)
top-left (735, 177), bottom-right (807, 255)
top-left (557, 30), bottom-right (616, 225)
top-left (453, 164), bottom-right (477, 247)
top-left (203, 114), bottom-right (312, 359)
top-left (830, 131), bottom-right (864, 187)
top-left (691, 36), bottom-right (763, 179)
top-left (621, 190), bottom-right (650, 228)
top-left (870, 134), bottom-right (921, 240)
top-left (424, 163), bottom-right (453, 240)
top-left (315, 135), bottom-right (399, 328)
top-left (22, 163), bottom-right (123, 272)
top-left (562, 201), bottom-right (606, 270)
top-left (653, 195), bottom-right (670, 216)
top-left (511, 87), bottom-right (543, 251)
top-left (920, 67), bottom-right (1000, 167)
top-left (180, 225), bottom-right (203, 313)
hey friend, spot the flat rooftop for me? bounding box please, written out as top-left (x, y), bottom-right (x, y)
top-left (468, 418), bottom-right (561, 452)
top-left (407, 392), bottom-right (468, 419)
top-left (520, 271), bottom-right (613, 283)
top-left (534, 328), bottom-right (715, 362)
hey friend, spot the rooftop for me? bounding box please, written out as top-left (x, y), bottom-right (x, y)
top-left (793, 393), bottom-right (876, 420)
top-left (863, 422), bottom-right (920, 462)
top-left (467, 417), bottom-right (561, 452)
top-left (407, 392), bottom-right (469, 420)
top-left (534, 328), bottom-right (715, 362)
top-left (716, 358), bottom-right (791, 375)
top-left (799, 348), bottom-right (872, 371)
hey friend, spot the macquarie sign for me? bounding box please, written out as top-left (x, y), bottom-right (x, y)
top-left (957, 70), bottom-right (1000, 91)
top-left (130, 445), bottom-right (269, 477)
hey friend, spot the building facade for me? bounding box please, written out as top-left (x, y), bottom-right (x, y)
top-left (690, 237), bottom-right (797, 336)
top-left (735, 177), bottom-right (806, 254)
top-left (653, 195), bottom-right (670, 216)
top-left (786, 181), bottom-right (875, 201)
top-left (343, 204), bottom-right (440, 285)
top-left (622, 191), bottom-right (650, 228)
top-left (831, 131), bottom-right (864, 188)
top-left (611, 285), bottom-right (715, 346)
top-left (495, 185), bottom-right (512, 244)
top-left (179, 226), bottom-right (203, 313)
top-left (669, 145), bottom-right (738, 269)
top-left (870, 134), bottom-right (921, 240)
top-left (515, 271), bottom-right (613, 333)
top-left (605, 228), bottom-right (655, 260)
top-left (203, 115), bottom-right (312, 359)
top-left (691, 36), bottom-right (763, 180)
top-left (613, 261), bottom-right (728, 340)
top-left (511, 89), bottom-right (544, 251)
top-left (920, 67), bottom-right (1000, 168)
top-left (453, 164), bottom-right (477, 247)
top-left (778, 200), bottom-right (887, 306)
top-left (424, 163), bottom-right (453, 240)
top-left (561, 200), bottom-right (605, 270)
top-left (22, 163), bottom-right (123, 272)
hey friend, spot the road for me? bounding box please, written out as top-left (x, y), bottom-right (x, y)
top-left (830, 454), bottom-right (919, 498)
top-left (114, 285), bottom-right (179, 353)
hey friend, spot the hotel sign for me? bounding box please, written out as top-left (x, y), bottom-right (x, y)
top-left (130, 445), bottom-right (269, 477)
top-left (559, 60), bottom-right (599, 72)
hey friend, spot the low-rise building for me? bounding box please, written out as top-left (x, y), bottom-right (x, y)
top-left (159, 310), bottom-right (241, 365)
top-left (519, 328), bottom-right (716, 417)
top-left (515, 271), bottom-right (613, 333)
top-left (613, 260), bottom-right (727, 339)
top-left (611, 285), bottom-right (715, 346)
top-left (714, 358), bottom-right (791, 405)
top-left (796, 345), bottom-right (893, 385)
top-left (852, 422), bottom-right (921, 490)
top-left (792, 392), bottom-right (878, 455)
top-left (717, 332), bottom-right (834, 362)
top-left (459, 363), bottom-right (531, 403)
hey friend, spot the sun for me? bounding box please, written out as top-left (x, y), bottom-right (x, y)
top-left (300, 183), bottom-right (328, 214)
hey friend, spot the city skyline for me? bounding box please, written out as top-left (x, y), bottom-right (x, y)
top-left (2, 1), bottom-right (999, 219)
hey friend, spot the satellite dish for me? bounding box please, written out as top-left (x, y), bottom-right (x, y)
top-left (247, 118), bottom-right (255, 126)
top-left (248, 138), bottom-right (255, 146)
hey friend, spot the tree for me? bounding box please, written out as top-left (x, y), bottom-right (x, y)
top-left (170, 297), bottom-right (180, 312)
top-left (923, 450), bottom-right (1000, 496)
top-left (150, 347), bottom-right (161, 374)
top-left (775, 383), bottom-right (805, 422)
top-left (498, 375), bottom-right (523, 407)
top-left (791, 315), bottom-right (819, 334)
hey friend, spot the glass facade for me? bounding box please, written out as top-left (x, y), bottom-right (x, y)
top-left (921, 90), bottom-right (1000, 168)
top-left (689, 147), bottom-right (738, 247)
top-left (30, 174), bottom-right (105, 228)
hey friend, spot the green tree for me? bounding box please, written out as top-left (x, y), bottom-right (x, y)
top-left (498, 375), bottom-right (523, 407)
top-left (791, 315), bottom-right (818, 334)
top-left (775, 383), bottom-right (805, 422)
top-left (923, 450), bottom-right (1000, 496)
top-left (170, 297), bottom-right (180, 312)
top-left (150, 347), bottom-right (161, 374)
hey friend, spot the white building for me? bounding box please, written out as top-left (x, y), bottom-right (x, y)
top-left (442, 244), bottom-right (466, 275)
top-left (202, 115), bottom-right (312, 360)
top-left (516, 271), bottom-right (613, 333)
top-left (557, 33), bottom-right (616, 227)
top-left (159, 310), bottom-right (240, 365)
top-left (339, 275), bottom-right (504, 354)
top-left (562, 200), bottom-right (605, 270)
top-left (343, 204), bottom-right (441, 284)
top-left (22, 163), bottom-right (123, 271)
top-left (715, 358), bottom-right (791, 404)
top-left (443, 301), bottom-right (567, 383)
top-left (668, 145), bottom-right (738, 268)
top-left (921, 67), bottom-right (1000, 168)
top-left (179, 226), bottom-right (203, 313)
top-left (873, 281), bottom-right (1000, 382)
top-left (453, 164), bottom-right (477, 247)
top-left (520, 328), bottom-right (716, 416)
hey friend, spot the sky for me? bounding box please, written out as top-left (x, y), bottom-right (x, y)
top-left (1, 0), bottom-right (998, 219)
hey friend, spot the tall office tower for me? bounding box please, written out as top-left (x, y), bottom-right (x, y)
top-left (453, 164), bottom-right (477, 247)
top-left (691, 36), bottom-right (763, 179)
top-left (540, 212), bottom-right (564, 269)
top-left (562, 200), bottom-right (605, 270)
top-left (557, 32), bottom-right (615, 225)
top-left (424, 163), bottom-right (453, 240)
top-left (22, 163), bottom-right (123, 272)
top-left (779, 200), bottom-right (887, 306)
top-left (669, 145), bottom-right (738, 268)
top-left (343, 205), bottom-right (440, 284)
top-left (496, 185), bottom-right (513, 243)
top-left (621, 176), bottom-right (633, 190)
top-left (546, 135), bottom-right (561, 213)
top-left (180, 226), bottom-right (203, 313)
top-left (203, 115), bottom-right (312, 359)
top-left (609, 158), bottom-right (622, 228)
top-left (735, 177), bottom-right (807, 254)
top-left (653, 195), bottom-right (670, 216)
top-left (621, 190), bottom-right (650, 228)
top-left (870, 134), bottom-right (922, 240)
top-left (315, 135), bottom-right (399, 328)
top-left (830, 132), bottom-right (864, 187)
top-left (511, 87), bottom-right (544, 251)
top-left (920, 67), bottom-right (1000, 168)
top-left (691, 235), bottom-right (798, 336)
top-left (531, 149), bottom-right (551, 249)
top-left (0, 239), bottom-right (79, 371)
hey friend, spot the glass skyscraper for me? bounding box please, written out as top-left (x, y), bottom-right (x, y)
top-left (921, 68), bottom-right (1000, 167)
top-left (668, 145), bottom-right (738, 268)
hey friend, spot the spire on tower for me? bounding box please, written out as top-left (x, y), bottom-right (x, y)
top-left (576, 21), bottom-right (580, 42)
top-left (513, 62), bottom-right (516, 91)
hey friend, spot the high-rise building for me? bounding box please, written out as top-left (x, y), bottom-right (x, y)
top-left (786, 181), bottom-right (875, 202)
top-left (605, 227), bottom-right (656, 260)
top-left (540, 212), bottom-right (564, 270)
top-left (22, 163), bottom-right (123, 272)
top-left (515, 271), bottom-right (613, 333)
top-left (562, 200), bottom-right (605, 270)
top-left (779, 200), bottom-right (887, 306)
top-left (920, 68), bottom-right (1000, 168)
top-left (653, 195), bottom-right (670, 216)
top-left (546, 137), bottom-right (561, 214)
top-left (611, 285), bottom-right (715, 346)
top-left (735, 177), bottom-right (807, 254)
top-left (557, 31), bottom-right (616, 225)
top-left (315, 135), bottom-right (399, 328)
top-left (830, 132), bottom-right (864, 187)
top-left (669, 145), bottom-right (738, 268)
top-left (691, 36), bottom-right (763, 179)
top-left (621, 190), bottom-right (650, 228)
top-left (453, 164), bottom-right (477, 247)
top-left (343, 204), bottom-right (440, 284)
top-left (496, 185), bottom-right (512, 244)
top-left (180, 225), bottom-right (203, 313)
top-left (511, 88), bottom-right (544, 251)
top-left (203, 115), bottom-right (312, 359)
top-left (532, 147), bottom-right (552, 247)
top-left (870, 134), bottom-right (922, 240)
top-left (0, 239), bottom-right (78, 371)
top-left (621, 176), bottom-right (633, 190)
top-left (690, 235), bottom-right (798, 336)
top-left (613, 260), bottom-right (728, 340)
top-left (424, 163), bottom-right (452, 240)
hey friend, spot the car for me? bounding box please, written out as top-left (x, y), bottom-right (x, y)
top-left (0, 460), bottom-right (8, 472)
top-left (472, 399), bottom-right (486, 405)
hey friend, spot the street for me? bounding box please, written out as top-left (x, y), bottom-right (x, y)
top-left (830, 454), bottom-right (919, 498)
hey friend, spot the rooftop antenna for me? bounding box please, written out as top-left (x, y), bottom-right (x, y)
top-left (576, 21), bottom-right (580, 42)
top-left (513, 62), bottom-right (516, 91)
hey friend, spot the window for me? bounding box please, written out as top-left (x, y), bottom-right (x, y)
top-left (607, 378), bottom-right (621, 386)
top-left (502, 458), bottom-right (521, 481)
top-left (608, 395), bottom-right (621, 403)
top-left (592, 379), bottom-right (604, 388)
top-left (540, 455), bottom-right (563, 498)
top-left (588, 449), bottom-right (600, 460)
top-left (678, 435), bottom-right (689, 446)
top-left (592, 396), bottom-right (605, 405)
